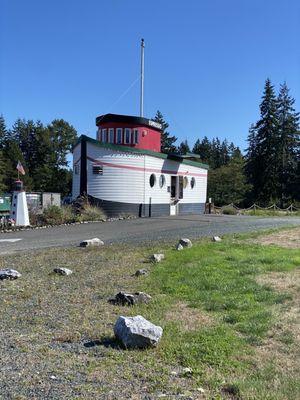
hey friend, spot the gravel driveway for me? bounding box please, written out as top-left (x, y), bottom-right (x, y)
top-left (0, 214), bottom-right (300, 254)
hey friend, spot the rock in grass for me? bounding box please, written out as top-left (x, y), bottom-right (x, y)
top-left (53, 267), bottom-right (73, 276)
top-left (176, 243), bottom-right (184, 251)
top-left (151, 253), bottom-right (165, 263)
top-left (114, 315), bottom-right (163, 349)
top-left (80, 238), bottom-right (104, 247)
top-left (109, 291), bottom-right (152, 306)
top-left (179, 238), bottom-right (193, 248)
top-left (134, 269), bottom-right (148, 277)
top-left (0, 269), bottom-right (21, 280)
top-left (212, 236), bottom-right (222, 242)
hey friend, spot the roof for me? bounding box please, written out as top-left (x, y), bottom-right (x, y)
top-left (95, 113), bottom-right (162, 132)
top-left (74, 135), bottom-right (209, 170)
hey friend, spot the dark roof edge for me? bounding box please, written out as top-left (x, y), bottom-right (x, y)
top-left (74, 135), bottom-right (209, 170)
top-left (95, 113), bottom-right (162, 132)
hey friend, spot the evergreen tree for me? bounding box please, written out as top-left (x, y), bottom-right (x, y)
top-left (177, 140), bottom-right (190, 155)
top-left (0, 115), bottom-right (9, 148)
top-left (153, 110), bottom-right (177, 154)
top-left (276, 82), bottom-right (300, 205)
top-left (193, 136), bottom-right (211, 163)
top-left (245, 79), bottom-right (280, 205)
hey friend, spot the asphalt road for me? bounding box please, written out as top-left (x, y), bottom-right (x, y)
top-left (0, 214), bottom-right (300, 255)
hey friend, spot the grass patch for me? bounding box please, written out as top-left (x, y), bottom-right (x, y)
top-left (0, 230), bottom-right (299, 398)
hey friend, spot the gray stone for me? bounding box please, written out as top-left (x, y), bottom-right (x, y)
top-left (134, 269), bottom-right (148, 277)
top-left (80, 237), bottom-right (104, 247)
top-left (151, 253), bottom-right (165, 263)
top-left (179, 238), bottom-right (193, 248)
top-left (212, 236), bottom-right (222, 242)
top-left (0, 269), bottom-right (21, 280)
top-left (53, 267), bottom-right (73, 276)
top-left (114, 315), bottom-right (163, 348)
top-left (109, 291), bottom-right (152, 306)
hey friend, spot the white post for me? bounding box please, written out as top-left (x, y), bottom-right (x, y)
top-left (140, 38), bottom-right (145, 117)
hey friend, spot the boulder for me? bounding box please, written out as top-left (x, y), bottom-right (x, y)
top-left (134, 269), bottom-right (148, 277)
top-left (0, 269), bottom-right (21, 280)
top-left (80, 238), bottom-right (104, 247)
top-left (179, 238), bottom-right (193, 248)
top-left (151, 253), bottom-right (165, 263)
top-left (212, 236), bottom-right (222, 242)
top-left (109, 291), bottom-right (152, 306)
top-left (114, 315), bottom-right (163, 348)
top-left (53, 267), bottom-right (73, 276)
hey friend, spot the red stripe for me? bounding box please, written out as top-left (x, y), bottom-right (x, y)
top-left (87, 156), bottom-right (207, 177)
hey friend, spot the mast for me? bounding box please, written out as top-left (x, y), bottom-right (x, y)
top-left (140, 38), bottom-right (145, 117)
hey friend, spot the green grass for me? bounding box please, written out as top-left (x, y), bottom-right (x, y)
top-left (0, 229), bottom-right (299, 399)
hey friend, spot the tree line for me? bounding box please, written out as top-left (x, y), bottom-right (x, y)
top-left (154, 79), bottom-right (300, 206)
top-left (0, 117), bottom-right (78, 197)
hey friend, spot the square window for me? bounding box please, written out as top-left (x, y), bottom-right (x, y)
top-left (92, 165), bottom-right (103, 175)
top-left (116, 128), bottom-right (123, 144)
top-left (108, 128), bottom-right (114, 143)
top-left (124, 128), bottom-right (131, 144)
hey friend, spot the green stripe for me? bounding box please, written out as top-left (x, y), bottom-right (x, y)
top-left (74, 135), bottom-right (209, 170)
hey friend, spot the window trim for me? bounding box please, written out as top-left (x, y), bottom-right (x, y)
top-left (159, 174), bottom-right (166, 188)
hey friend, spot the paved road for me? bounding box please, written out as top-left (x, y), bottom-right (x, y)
top-left (0, 214), bottom-right (299, 255)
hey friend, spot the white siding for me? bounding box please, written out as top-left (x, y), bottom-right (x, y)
top-left (87, 142), bottom-right (145, 204)
top-left (144, 155), bottom-right (207, 205)
top-left (72, 144), bottom-right (81, 199)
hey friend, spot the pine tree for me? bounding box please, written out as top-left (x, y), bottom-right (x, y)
top-left (177, 140), bottom-right (190, 155)
top-left (276, 82), bottom-right (300, 205)
top-left (193, 136), bottom-right (211, 163)
top-left (153, 110), bottom-right (177, 154)
top-left (0, 115), bottom-right (9, 148)
top-left (245, 79), bottom-right (280, 204)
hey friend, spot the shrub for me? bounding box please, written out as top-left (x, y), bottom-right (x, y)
top-left (42, 205), bottom-right (64, 225)
top-left (222, 206), bottom-right (237, 215)
top-left (79, 204), bottom-right (106, 222)
top-left (61, 205), bottom-right (80, 223)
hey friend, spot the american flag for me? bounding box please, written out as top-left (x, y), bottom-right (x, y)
top-left (16, 161), bottom-right (25, 175)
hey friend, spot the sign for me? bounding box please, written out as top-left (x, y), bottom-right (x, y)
top-left (148, 120), bottom-right (162, 130)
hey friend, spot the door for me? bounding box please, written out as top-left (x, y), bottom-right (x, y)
top-left (170, 176), bottom-right (178, 215)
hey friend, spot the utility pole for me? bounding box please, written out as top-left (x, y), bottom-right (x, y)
top-left (140, 38), bottom-right (145, 117)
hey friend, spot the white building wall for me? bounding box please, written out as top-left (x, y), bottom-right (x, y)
top-left (144, 155), bottom-right (207, 205)
top-left (86, 142), bottom-right (145, 204)
top-left (72, 144), bottom-right (81, 199)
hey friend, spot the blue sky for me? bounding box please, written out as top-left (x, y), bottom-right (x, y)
top-left (1, 0), bottom-right (299, 152)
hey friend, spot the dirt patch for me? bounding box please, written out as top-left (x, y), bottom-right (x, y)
top-left (253, 227), bottom-right (300, 248)
top-left (165, 301), bottom-right (214, 331)
top-left (255, 269), bottom-right (300, 370)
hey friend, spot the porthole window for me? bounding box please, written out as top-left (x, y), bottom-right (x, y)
top-left (149, 174), bottom-right (156, 187)
top-left (159, 174), bottom-right (166, 188)
top-left (191, 177), bottom-right (196, 189)
top-left (183, 176), bottom-right (188, 188)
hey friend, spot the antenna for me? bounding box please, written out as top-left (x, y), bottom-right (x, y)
top-left (140, 38), bottom-right (145, 117)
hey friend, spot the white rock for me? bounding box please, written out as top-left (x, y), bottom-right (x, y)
top-left (151, 253), bottom-right (165, 263)
top-left (182, 367), bottom-right (193, 375)
top-left (179, 238), bottom-right (193, 248)
top-left (176, 243), bottom-right (184, 251)
top-left (197, 387), bottom-right (205, 394)
top-left (212, 236), bottom-right (222, 242)
top-left (114, 315), bottom-right (163, 349)
top-left (0, 269), bottom-right (21, 280)
top-left (134, 269), bottom-right (148, 277)
top-left (80, 238), bottom-right (104, 247)
top-left (53, 267), bottom-right (73, 276)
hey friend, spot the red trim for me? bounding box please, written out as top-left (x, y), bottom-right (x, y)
top-left (87, 156), bottom-right (207, 177)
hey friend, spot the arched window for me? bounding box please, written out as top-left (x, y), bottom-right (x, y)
top-left (149, 174), bottom-right (156, 187)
